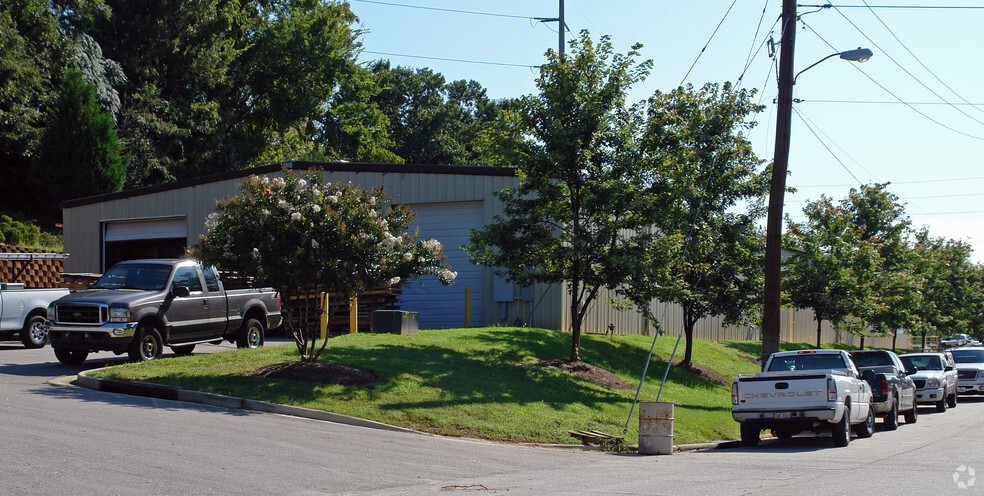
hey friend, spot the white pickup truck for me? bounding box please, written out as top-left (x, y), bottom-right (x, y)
top-left (0, 282), bottom-right (70, 348)
top-left (732, 349), bottom-right (874, 447)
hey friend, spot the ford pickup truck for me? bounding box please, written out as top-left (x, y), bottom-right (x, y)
top-left (0, 283), bottom-right (70, 348)
top-left (952, 347), bottom-right (984, 395)
top-left (849, 350), bottom-right (918, 429)
top-left (46, 259), bottom-right (281, 365)
top-left (732, 349), bottom-right (874, 447)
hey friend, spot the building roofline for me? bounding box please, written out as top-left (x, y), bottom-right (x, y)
top-left (60, 161), bottom-right (516, 209)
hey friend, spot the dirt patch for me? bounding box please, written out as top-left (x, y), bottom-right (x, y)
top-left (247, 361), bottom-right (380, 386)
top-left (676, 361), bottom-right (731, 386)
top-left (537, 358), bottom-right (633, 390)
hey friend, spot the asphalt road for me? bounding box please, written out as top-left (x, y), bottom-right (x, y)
top-left (1, 340), bottom-right (982, 495)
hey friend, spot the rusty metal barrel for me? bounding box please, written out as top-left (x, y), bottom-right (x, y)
top-left (638, 401), bottom-right (674, 455)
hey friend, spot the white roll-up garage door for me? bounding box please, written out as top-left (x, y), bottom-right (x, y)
top-left (397, 202), bottom-right (483, 329)
top-left (104, 218), bottom-right (187, 241)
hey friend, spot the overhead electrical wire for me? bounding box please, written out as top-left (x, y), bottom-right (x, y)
top-left (798, 3), bottom-right (984, 9)
top-left (349, 0), bottom-right (533, 19)
top-left (361, 50), bottom-right (537, 68)
top-left (792, 107), bottom-right (865, 184)
top-left (736, 0), bottom-right (774, 89)
top-left (830, 5), bottom-right (984, 129)
top-left (858, 0), bottom-right (984, 118)
top-left (800, 99), bottom-right (984, 105)
top-left (679, 0), bottom-right (740, 86)
top-left (798, 19), bottom-right (984, 141)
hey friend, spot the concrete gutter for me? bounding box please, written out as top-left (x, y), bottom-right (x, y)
top-left (55, 371), bottom-right (742, 453)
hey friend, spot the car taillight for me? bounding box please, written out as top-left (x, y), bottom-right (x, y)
top-left (731, 383), bottom-right (738, 405)
top-left (881, 378), bottom-right (889, 395)
top-left (827, 378), bottom-right (837, 402)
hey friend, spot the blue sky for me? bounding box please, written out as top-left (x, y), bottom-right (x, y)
top-left (348, 1), bottom-right (984, 261)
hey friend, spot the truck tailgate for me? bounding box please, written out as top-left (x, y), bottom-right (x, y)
top-left (735, 371), bottom-right (829, 411)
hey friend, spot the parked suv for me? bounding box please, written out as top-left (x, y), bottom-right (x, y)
top-left (952, 347), bottom-right (984, 395)
top-left (899, 352), bottom-right (958, 411)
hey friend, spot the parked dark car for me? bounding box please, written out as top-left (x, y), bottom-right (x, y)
top-left (849, 350), bottom-right (918, 429)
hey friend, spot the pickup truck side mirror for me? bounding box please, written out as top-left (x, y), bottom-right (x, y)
top-left (945, 365), bottom-right (954, 371)
top-left (171, 286), bottom-right (191, 298)
top-left (905, 367), bottom-right (918, 375)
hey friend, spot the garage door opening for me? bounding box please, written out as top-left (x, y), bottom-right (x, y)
top-left (102, 218), bottom-right (188, 270)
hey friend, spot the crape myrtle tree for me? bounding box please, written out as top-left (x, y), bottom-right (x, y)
top-left (191, 168), bottom-right (456, 362)
top-left (468, 31), bottom-right (676, 362)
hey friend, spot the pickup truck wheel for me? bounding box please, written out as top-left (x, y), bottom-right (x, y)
top-left (904, 403), bottom-right (918, 424)
top-left (947, 392), bottom-right (958, 408)
top-left (936, 396), bottom-right (947, 412)
top-left (54, 347), bottom-right (88, 365)
top-left (883, 400), bottom-right (899, 431)
top-left (237, 318), bottom-right (264, 349)
top-left (20, 314), bottom-right (48, 348)
top-left (854, 407), bottom-right (874, 438)
top-left (740, 424), bottom-right (760, 447)
top-left (128, 325), bottom-right (163, 362)
top-left (171, 344), bottom-right (196, 356)
top-left (832, 404), bottom-right (851, 447)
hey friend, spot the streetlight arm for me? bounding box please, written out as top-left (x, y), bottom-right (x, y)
top-left (793, 53), bottom-right (839, 85)
top-left (793, 48), bottom-right (873, 85)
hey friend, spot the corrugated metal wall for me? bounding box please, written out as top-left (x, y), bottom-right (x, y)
top-left (561, 284), bottom-right (910, 348)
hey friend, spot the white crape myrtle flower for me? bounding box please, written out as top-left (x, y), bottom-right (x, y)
top-left (439, 269), bottom-right (457, 284)
top-left (311, 204), bottom-right (321, 214)
top-left (297, 179), bottom-right (307, 190)
top-left (261, 176), bottom-right (270, 185)
top-left (423, 238), bottom-right (443, 255)
top-left (389, 277), bottom-right (401, 286)
top-left (369, 196), bottom-right (377, 206)
top-left (278, 200), bottom-right (289, 209)
top-left (261, 208), bottom-right (270, 217)
top-left (290, 212), bottom-right (302, 221)
top-left (204, 212), bottom-right (219, 231)
top-left (403, 252), bottom-right (414, 261)
top-left (312, 239), bottom-right (320, 249)
top-left (252, 247), bottom-right (260, 258)
top-left (272, 177), bottom-right (285, 187)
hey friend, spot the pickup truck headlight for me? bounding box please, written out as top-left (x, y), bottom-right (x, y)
top-left (47, 306), bottom-right (55, 321)
top-left (978, 370), bottom-right (984, 379)
top-left (925, 378), bottom-right (940, 388)
top-left (109, 307), bottom-right (131, 323)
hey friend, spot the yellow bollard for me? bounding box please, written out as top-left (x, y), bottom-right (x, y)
top-left (349, 296), bottom-right (358, 334)
top-left (464, 288), bottom-right (471, 328)
top-left (319, 292), bottom-right (328, 340)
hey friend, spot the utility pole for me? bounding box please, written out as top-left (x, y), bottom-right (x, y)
top-left (762, 0), bottom-right (796, 366)
top-left (536, 0), bottom-right (567, 57)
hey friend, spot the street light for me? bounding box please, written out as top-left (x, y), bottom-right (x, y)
top-left (760, 4), bottom-right (875, 367)
top-left (794, 48), bottom-right (874, 84)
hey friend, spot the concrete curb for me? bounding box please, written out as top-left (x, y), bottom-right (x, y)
top-left (72, 369), bottom-right (421, 435)
top-left (61, 370), bottom-right (743, 453)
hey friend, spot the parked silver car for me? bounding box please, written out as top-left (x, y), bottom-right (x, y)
top-left (899, 352), bottom-right (958, 411)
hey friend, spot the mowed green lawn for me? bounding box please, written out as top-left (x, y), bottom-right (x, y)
top-left (88, 327), bottom-right (812, 445)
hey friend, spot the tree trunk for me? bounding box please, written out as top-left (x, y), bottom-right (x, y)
top-left (892, 332), bottom-right (898, 352)
top-left (859, 335), bottom-right (866, 350)
top-left (682, 311), bottom-right (695, 366)
top-left (569, 288), bottom-right (582, 362)
top-left (816, 319), bottom-right (823, 349)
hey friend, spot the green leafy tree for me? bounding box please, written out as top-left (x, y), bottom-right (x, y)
top-left (640, 82), bottom-right (769, 365)
top-left (783, 196), bottom-right (880, 348)
top-left (468, 31), bottom-right (665, 362)
top-left (32, 69), bottom-right (126, 221)
top-left (369, 61), bottom-right (504, 165)
top-left (912, 228), bottom-right (984, 343)
top-left (191, 168), bottom-right (456, 362)
top-left (844, 184), bottom-right (916, 348)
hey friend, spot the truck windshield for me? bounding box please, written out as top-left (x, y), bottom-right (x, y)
top-left (900, 355), bottom-right (941, 370)
top-left (850, 352), bottom-right (893, 368)
top-left (767, 354), bottom-right (848, 372)
top-left (951, 349), bottom-right (984, 364)
top-left (93, 263), bottom-right (172, 291)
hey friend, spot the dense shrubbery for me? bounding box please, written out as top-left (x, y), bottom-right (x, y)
top-left (0, 215), bottom-right (62, 251)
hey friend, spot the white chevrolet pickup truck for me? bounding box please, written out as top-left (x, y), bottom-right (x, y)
top-left (0, 282), bottom-right (70, 348)
top-left (732, 349), bottom-right (874, 447)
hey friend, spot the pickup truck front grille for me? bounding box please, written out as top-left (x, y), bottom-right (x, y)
top-left (958, 370), bottom-right (977, 380)
top-left (913, 379), bottom-right (926, 389)
top-left (54, 304), bottom-right (108, 324)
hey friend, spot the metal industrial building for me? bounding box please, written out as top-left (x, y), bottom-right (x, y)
top-left (59, 160), bottom-right (907, 348)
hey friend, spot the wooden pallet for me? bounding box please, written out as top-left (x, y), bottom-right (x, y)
top-left (567, 429), bottom-right (624, 445)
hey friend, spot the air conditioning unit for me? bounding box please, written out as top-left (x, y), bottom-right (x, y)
top-left (371, 310), bottom-right (418, 335)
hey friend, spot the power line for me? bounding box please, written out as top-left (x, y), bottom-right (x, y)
top-left (798, 3), bottom-right (984, 9)
top-left (679, 0), bottom-right (740, 86)
top-left (792, 107), bottom-right (865, 184)
top-left (831, 5), bottom-right (984, 129)
top-left (349, 0), bottom-right (533, 20)
top-left (800, 99), bottom-right (984, 105)
top-left (791, 191), bottom-right (984, 201)
top-left (797, 175), bottom-right (984, 187)
top-left (361, 51), bottom-right (537, 68)
top-left (799, 19), bottom-right (984, 141)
